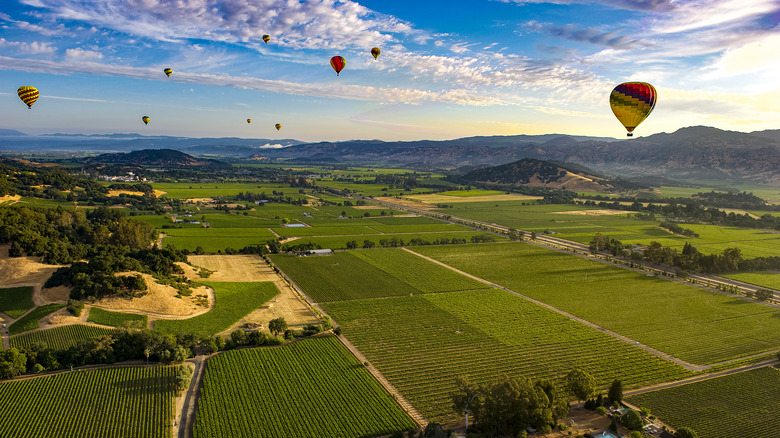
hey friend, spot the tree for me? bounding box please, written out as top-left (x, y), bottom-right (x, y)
top-left (362, 240), bottom-right (375, 249)
top-left (144, 346), bottom-right (151, 365)
top-left (565, 368), bottom-right (595, 406)
top-left (675, 427), bottom-right (699, 438)
top-left (0, 348), bottom-right (27, 379)
top-left (755, 289), bottom-right (773, 302)
top-left (419, 422), bottom-right (449, 438)
top-left (346, 240), bottom-right (358, 250)
top-left (175, 364), bottom-right (193, 391)
top-left (608, 379), bottom-right (623, 405)
top-left (621, 410), bottom-right (643, 431)
top-left (67, 299), bottom-right (84, 317)
top-left (268, 317), bottom-right (287, 336)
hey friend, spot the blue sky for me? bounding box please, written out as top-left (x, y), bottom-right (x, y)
top-left (1, 0), bottom-right (778, 142)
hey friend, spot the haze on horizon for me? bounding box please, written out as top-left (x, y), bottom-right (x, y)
top-left (1, 0), bottom-right (778, 143)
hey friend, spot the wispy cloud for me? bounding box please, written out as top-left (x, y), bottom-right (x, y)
top-left (523, 21), bottom-right (645, 49)
top-left (65, 47), bottom-right (102, 60)
top-left (497, 0), bottom-right (675, 12)
top-left (0, 37), bottom-right (56, 54)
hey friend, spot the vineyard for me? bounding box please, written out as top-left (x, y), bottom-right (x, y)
top-left (194, 335), bottom-right (417, 438)
top-left (321, 289), bottom-right (692, 423)
top-left (154, 282), bottom-right (279, 335)
top-left (0, 366), bottom-right (177, 438)
top-left (281, 231), bottom-right (503, 251)
top-left (0, 286), bottom-right (34, 318)
top-left (9, 304), bottom-right (66, 335)
top-left (10, 324), bottom-right (116, 350)
top-left (88, 307), bottom-right (148, 327)
top-left (627, 367), bottom-right (780, 438)
top-left (413, 243), bottom-right (780, 364)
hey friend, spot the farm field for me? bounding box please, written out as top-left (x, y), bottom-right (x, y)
top-left (10, 324), bottom-right (116, 350)
top-left (88, 307), bottom-right (148, 327)
top-left (0, 366), bottom-right (177, 438)
top-left (722, 271), bottom-right (780, 290)
top-left (9, 304), bottom-right (66, 335)
top-left (194, 335), bottom-right (417, 438)
top-left (321, 289), bottom-right (692, 424)
top-left (152, 182), bottom-right (288, 199)
top-left (409, 192), bottom-right (542, 204)
top-left (280, 232), bottom-right (504, 250)
top-left (154, 282), bottom-right (279, 336)
top-left (413, 243), bottom-right (780, 365)
top-left (627, 367), bottom-right (780, 438)
top-left (0, 286), bottom-right (34, 318)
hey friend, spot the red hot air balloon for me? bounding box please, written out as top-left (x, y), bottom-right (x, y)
top-left (330, 56), bottom-right (346, 76)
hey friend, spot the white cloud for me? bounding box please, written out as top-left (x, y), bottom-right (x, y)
top-left (650, 0), bottom-right (778, 34)
top-left (704, 33), bottom-right (780, 78)
top-left (0, 38), bottom-right (56, 54)
top-left (65, 47), bottom-right (103, 60)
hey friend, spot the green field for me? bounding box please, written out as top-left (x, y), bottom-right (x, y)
top-left (414, 243), bottom-right (780, 365)
top-left (194, 336), bottom-right (417, 438)
top-left (439, 190), bottom-right (505, 197)
top-left (9, 304), bottom-right (66, 335)
top-left (10, 324), bottom-right (116, 350)
top-left (0, 366), bottom-right (176, 438)
top-left (284, 231), bottom-right (504, 250)
top-left (88, 307), bottom-right (148, 328)
top-left (153, 182), bottom-right (288, 199)
top-left (154, 282), bottom-right (279, 336)
top-left (722, 271), bottom-right (780, 290)
top-left (322, 289), bottom-right (691, 424)
top-left (0, 286), bottom-right (35, 318)
top-left (627, 367), bottom-right (780, 438)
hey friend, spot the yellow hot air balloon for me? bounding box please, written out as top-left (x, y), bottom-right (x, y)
top-left (371, 47), bottom-right (381, 59)
top-left (142, 116), bottom-right (150, 125)
top-left (17, 86), bottom-right (39, 109)
top-left (275, 123), bottom-right (282, 131)
top-left (164, 68), bottom-right (173, 77)
top-left (609, 82), bottom-right (657, 137)
top-left (262, 34), bottom-right (270, 44)
top-left (247, 119), bottom-right (252, 124)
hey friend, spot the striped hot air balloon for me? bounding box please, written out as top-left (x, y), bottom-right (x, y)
top-left (275, 123), bottom-right (282, 131)
top-left (609, 82), bottom-right (657, 137)
top-left (142, 116), bottom-right (150, 125)
top-left (17, 86), bottom-right (39, 109)
top-left (164, 68), bottom-right (173, 77)
top-left (247, 119), bottom-right (252, 124)
top-left (330, 56), bottom-right (346, 76)
top-left (262, 35), bottom-right (270, 44)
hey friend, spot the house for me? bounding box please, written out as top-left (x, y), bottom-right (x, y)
top-left (307, 249), bottom-right (332, 256)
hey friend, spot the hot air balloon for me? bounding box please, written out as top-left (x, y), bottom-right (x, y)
top-left (371, 47), bottom-right (381, 59)
top-left (262, 34), bottom-right (270, 44)
top-left (247, 119), bottom-right (252, 124)
top-left (609, 82), bottom-right (657, 137)
top-left (142, 116), bottom-right (150, 125)
top-left (164, 68), bottom-right (173, 77)
top-left (17, 86), bottom-right (39, 109)
top-left (275, 123), bottom-right (282, 131)
top-left (330, 56), bottom-right (346, 76)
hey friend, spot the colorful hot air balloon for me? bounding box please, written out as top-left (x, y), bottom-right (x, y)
top-left (247, 119), bottom-right (252, 124)
top-left (262, 34), bottom-right (270, 44)
top-left (609, 82), bottom-right (657, 137)
top-left (275, 123), bottom-right (282, 131)
top-left (142, 116), bottom-right (150, 125)
top-left (164, 68), bottom-right (173, 77)
top-left (371, 47), bottom-right (381, 59)
top-left (330, 56), bottom-right (346, 76)
top-left (17, 86), bottom-right (39, 109)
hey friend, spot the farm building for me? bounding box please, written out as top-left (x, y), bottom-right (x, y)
top-left (307, 249), bottom-right (333, 256)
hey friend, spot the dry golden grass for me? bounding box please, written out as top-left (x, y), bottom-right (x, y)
top-left (95, 273), bottom-right (213, 316)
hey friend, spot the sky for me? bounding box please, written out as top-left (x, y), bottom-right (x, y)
top-left (1, 0), bottom-right (779, 142)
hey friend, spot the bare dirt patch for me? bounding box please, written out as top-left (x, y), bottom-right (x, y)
top-left (45, 307), bottom-right (81, 326)
top-left (39, 286), bottom-right (70, 303)
top-left (0, 250), bottom-right (62, 286)
top-left (184, 255), bottom-right (278, 282)
top-left (408, 193), bottom-right (542, 204)
top-left (384, 197), bottom-right (437, 210)
top-left (107, 190), bottom-right (145, 197)
top-left (352, 205), bottom-right (385, 210)
top-left (95, 273), bottom-right (213, 316)
top-left (0, 195), bottom-right (22, 205)
top-left (552, 209), bottom-right (631, 216)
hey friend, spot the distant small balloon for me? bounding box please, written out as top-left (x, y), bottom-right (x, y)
top-left (262, 34), bottom-right (270, 44)
top-left (17, 86), bottom-right (39, 109)
top-left (164, 68), bottom-right (173, 77)
top-left (142, 116), bottom-right (150, 125)
top-left (330, 56), bottom-right (346, 76)
top-left (275, 123), bottom-right (282, 131)
top-left (247, 119), bottom-right (252, 124)
top-left (371, 47), bottom-right (381, 59)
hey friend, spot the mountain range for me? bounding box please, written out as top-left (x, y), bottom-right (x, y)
top-left (2, 126), bottom-right (778, 186)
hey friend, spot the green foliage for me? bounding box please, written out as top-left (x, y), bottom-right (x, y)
top-left (0, 366), bottom-right (177, 437)
top-left (608, 379), bottom-right (623, 405)
top-left (268, 317), bottom-right (287, 336)
top-left (66, 299), bottom-right (83, 317)
top-left (675, 427), bottom-right (699, 438)
top-left (175, 364), bottom-right (193, 392)
top-left (0, 286), bottom-right (34, 318)
top-left (87, 307), bottom-right (147, 328)
top-left (621, 410), bottom-right (643, 431)
top-left (10, 324), bottom-right (115, 351)
top-left (566, 369), bottom-right (596, 404)
top-left (9, 304), bottom-right (66, 335)
top-left (154, 282), bottom-right (278, 336)
top-left (627, 367), bottom-right (780, 438)
top-left (193, 336), bottom-right (416, 437)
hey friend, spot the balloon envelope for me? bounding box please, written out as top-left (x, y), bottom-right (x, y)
top-left (262, 34), bottom-right (270, 44)
top-left (330, 56), bottom-right (346, 76)
top-left (275, 123), bottom-right (282, 131)
top-left (371, 47), bottom-right (381, 59)
top-left (247, 119), bottom-right (252, 124)
top-left (142, 116), bottom-right (150, 125)
top-left (17, 86), bottom-right (39, 109)
top-left (609, 82), bottom-right (657, 137)
top-left (164, 68), bottom-right (172, 77)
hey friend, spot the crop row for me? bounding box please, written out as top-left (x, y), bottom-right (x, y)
top-left (0, 286), bottom-right (34, 318)
top-left (0, 366), bottom-right (176, 438)
top-left (10, 324), bottom-right (116, 351)
top-left (9, 304), bottom-right (66, 335)
top-left (194, 336), bottom-right (416, 438)
top-left (627, 367), bottom-right (780, 438)
top-left (88, 307), bottom-right (148, 328)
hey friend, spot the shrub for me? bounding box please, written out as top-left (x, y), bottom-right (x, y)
top-left (596, 406), bottom-right (607, 415)
top-left (67, 299), bottom-right (84, 317)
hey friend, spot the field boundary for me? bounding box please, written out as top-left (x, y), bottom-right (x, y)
top-left (624, 360), bottom-right (779, 396)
